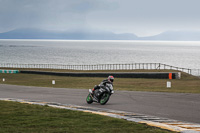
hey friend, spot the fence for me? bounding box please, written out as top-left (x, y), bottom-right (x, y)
top-left (0, 63), bottom-right (195, 75)
top-left (190, 69), bottom-right (200, 77)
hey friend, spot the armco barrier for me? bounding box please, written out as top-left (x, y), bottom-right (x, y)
top-left (20, 71), bottom-right (181, 79)
top-left (0, 70), bottom-right (19, 74)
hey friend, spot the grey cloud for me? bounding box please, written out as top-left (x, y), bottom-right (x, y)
top-left (0, 0), bottom-right (117, 32)
top-left (0, 0), bottom-right (200, 36)
top-left (86, 0), bottom-right (200, 36)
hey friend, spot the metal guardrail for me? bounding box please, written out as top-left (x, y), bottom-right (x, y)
top-left (0, 63), bottom-right (195, 75)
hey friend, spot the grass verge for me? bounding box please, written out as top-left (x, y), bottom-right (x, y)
top-left (0, 68), bottom-right (200, 93)
top-left (0, 100), bottom-right (175, 133)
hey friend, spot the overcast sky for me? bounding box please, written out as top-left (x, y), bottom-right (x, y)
top-left (0, 0), bottom-right (200, 37)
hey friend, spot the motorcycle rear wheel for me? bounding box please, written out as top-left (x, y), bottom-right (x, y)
top-left (86, 94), bottom-right (93, 104)
top-left (100, 93), bottom-right (110, 105)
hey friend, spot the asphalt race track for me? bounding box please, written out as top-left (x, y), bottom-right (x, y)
top-left (0, 84), bottom-right (200, 124)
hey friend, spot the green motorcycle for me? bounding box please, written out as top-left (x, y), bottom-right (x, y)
top-left (86, 85), bottom-right (114, 105)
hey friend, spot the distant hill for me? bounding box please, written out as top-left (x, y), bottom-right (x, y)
top-left (141, 31), bottom-right (200, 41)
top-left (0, 28), bottom-right (138, 40)
top-left (1, 28), bottom-right (200, 41)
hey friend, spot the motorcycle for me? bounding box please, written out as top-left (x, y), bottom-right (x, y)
top-left (86, 84), bottom-right (114, 105)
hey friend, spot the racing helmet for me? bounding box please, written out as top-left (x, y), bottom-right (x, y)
top-left (108, 75), bottom-right (114, 82)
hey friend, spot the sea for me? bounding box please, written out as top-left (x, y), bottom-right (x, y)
top-left (0, 39), bottom-right (200, 69)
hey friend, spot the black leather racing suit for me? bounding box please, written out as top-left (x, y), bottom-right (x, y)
top-left (93, 79), bottom-right (113, 91)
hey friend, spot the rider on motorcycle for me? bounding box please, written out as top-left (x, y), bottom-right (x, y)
top-left (92, 75), bottom-right (114, 93)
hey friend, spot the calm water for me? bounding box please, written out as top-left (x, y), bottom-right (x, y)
top-left (1, 39), bottom-right (200, 69)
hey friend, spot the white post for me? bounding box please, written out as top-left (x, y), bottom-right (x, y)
top-left (52, 80), bottom-right (55, 85)
top-left (167, 81), bottom-right (171, 88)
top-left (2, 78), bottom-right (5, 82)
top-left (177, 72), bottom-right (181, 79)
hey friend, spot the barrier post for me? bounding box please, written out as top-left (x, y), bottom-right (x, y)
top-left (167, 81), bottom-right (171, 88)
top-left (52, 80), bottom-right (55, 85)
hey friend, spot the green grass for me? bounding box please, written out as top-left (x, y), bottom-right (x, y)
top-left (0, 68), bottom-right (200, 93)
top-left (0, 100), bottom-right (175, 133)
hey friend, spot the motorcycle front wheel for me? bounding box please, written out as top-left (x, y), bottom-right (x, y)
top-left (86, 94), bottom-right (93, 104)
top-left (100, 93), bottom-right (110, 105)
